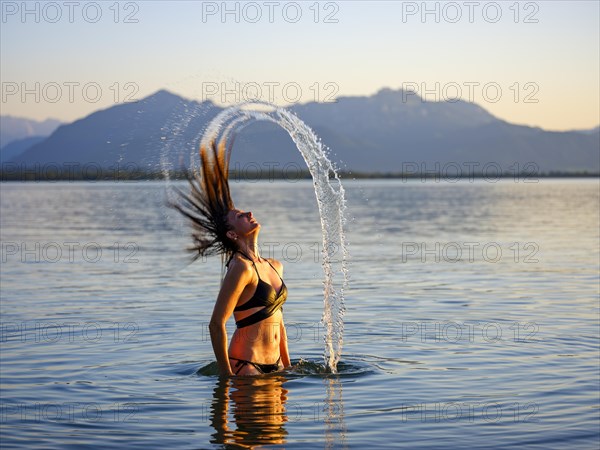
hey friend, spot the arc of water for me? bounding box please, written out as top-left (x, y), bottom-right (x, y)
top-left (196, 102), bottom-right (349, 372)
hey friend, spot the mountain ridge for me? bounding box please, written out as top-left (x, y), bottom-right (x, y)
top-left (0, 115), bottom-right (62, 149)
top-left (5, 88), bottom-right (599, 173)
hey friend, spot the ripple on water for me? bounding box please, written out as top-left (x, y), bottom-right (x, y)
top-left (195, 358), bottom-right (377, 379)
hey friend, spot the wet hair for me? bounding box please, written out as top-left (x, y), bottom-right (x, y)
top-left (170, 139), bottom-right (237, 264)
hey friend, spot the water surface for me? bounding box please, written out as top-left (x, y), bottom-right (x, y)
top-left (1, 179), bottom-right (598, 448)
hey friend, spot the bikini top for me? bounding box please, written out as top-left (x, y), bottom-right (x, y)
top-left (233, 251), bottom-right (287, 328)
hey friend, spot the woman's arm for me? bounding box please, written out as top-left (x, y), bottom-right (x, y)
top-left (268, 258), bottom-right (291, 368)
top-left (279, 318), bottom-right (291, 368)
top-left (209, 378), bottom-right (231, 438)
top-left (209, 259), bottom-right (252, 376)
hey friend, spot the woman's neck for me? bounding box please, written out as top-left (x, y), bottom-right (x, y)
top-left (238, 240), bottom-right (261, 261)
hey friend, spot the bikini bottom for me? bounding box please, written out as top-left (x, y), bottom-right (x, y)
top-left (230, 355), bottom-right (282, 375)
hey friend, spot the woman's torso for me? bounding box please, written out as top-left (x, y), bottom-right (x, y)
top-left (228, 254), bottom-right (286, 364)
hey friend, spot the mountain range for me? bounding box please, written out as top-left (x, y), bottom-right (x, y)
top-left (0, 115), bottom-right (61, 149)
top-left (2, 89), bottom-right (599, 174)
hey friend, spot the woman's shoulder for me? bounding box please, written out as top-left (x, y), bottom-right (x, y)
top-left (226, 254), bottom-right (256, 278)
top-left (266, 257), bottom-right (284, 275)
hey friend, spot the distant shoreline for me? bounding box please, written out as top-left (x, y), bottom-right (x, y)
top-left (0, 169), bottom-right (598, 182)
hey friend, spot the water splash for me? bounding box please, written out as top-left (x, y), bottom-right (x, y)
top-left (195, 102), bottom-right (349, 372)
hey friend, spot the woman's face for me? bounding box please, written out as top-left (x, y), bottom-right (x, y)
top-left (226, 209), bottom-right (260, 238)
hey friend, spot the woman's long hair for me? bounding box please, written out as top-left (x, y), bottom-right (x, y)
top-left (170, 138), bottom-right (237, 267)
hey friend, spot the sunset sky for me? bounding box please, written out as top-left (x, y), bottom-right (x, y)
top-left (1, 0), bottom-right (598, 131)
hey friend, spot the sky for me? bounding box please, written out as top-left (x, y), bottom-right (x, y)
top-left (1, 0), bottom-right (599, 131)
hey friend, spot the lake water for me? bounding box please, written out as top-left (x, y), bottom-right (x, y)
top-left (1, 178), bottom-right (599, 449)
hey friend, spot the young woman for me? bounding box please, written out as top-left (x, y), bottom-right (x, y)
top-left (172, 140), bottom-right (291, 376)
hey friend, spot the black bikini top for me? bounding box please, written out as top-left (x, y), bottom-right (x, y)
top-left (233, 251), bottom-right (287, 328)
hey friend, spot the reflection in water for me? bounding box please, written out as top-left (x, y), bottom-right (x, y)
top-left (325, 376), bottom-right (348, 450)
top-left (209, 375), bottom-right (289, 447)
top-left (208, 367), bottom-right (349, 448)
